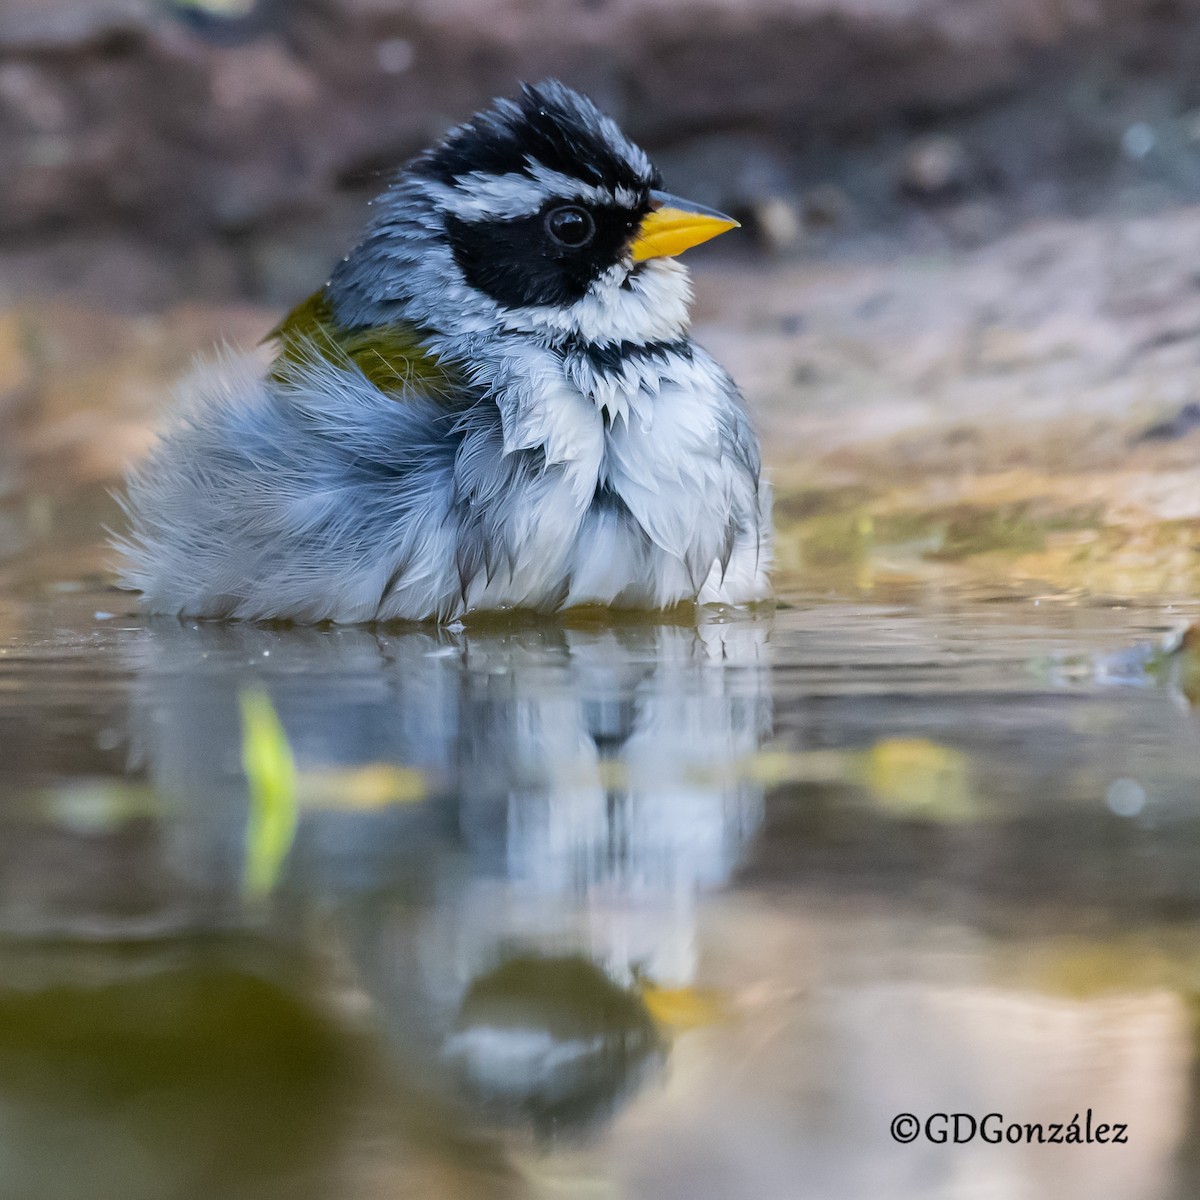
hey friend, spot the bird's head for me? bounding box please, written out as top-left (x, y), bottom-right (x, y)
top-left (326, 81), bottom-right (738, 349)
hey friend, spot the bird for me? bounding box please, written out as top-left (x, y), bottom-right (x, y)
top-left (117, 80), bottom-right (772, 624)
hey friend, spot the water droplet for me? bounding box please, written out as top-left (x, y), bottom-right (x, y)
top-left (1106, 777), bottom-right (1146, 817)
top-left (1122, 123), bottom-right (1156, 161)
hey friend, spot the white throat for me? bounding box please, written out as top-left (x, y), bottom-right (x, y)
top-left (497, 257), bottom-right (693, 347)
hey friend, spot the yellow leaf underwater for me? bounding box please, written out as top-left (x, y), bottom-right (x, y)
top-left (239, 688), bottom-right (299, 899)
top-left (299, 763), bottom-right (428, 811)
top-left (238, 690), bottom-right (433, 895)
top-left (639, 982), bottom-right (727, 1031)
top-left (859, 737), bottom-right (976, 822)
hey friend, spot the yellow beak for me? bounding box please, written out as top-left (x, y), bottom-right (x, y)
top-left (629, 191), bottom-right (740, 262)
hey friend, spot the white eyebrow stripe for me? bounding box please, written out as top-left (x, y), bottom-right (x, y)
top-left (429, 159), bottom-right (642, 221)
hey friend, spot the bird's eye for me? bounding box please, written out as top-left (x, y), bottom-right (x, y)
top-left (544, 205), bottom-right (595, 248)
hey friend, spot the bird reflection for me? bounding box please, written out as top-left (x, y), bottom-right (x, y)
top-left (446, 953), bottom-right (664, 1135)
top-left (123, 615), bottom-right (772, 1134)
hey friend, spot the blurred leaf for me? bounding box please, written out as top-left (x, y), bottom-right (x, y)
top-left (1172, 623), bottom-right (1200, 705)
top-left (739, 748), bottom-right (847, 787)
top-left (44, 781), bottom-right (160, 830)
top-left (858, 737), bottom-right (976, 822)
top-left (1131, 622), bottom-right (1200, 704)
top-left (240, 688), bottom-right (298, 899)
top-left (594, 759), bottom-right (629, 791)
top-left (639, 982), bottom-right (727, 1031)
top-left (1005, 936), bottom-right (1192, 998)
top-left (300, 763), bottom-right (427, 811)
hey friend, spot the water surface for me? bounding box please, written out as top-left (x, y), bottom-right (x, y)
top-left (2, 586), bottom-right (1199, 1199)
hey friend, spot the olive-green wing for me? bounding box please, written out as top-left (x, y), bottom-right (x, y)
top-left (266, 289), bottom-right (459, 400)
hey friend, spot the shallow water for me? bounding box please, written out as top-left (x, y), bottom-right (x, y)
top-left (2, 585), bottom-right (1200, 1199)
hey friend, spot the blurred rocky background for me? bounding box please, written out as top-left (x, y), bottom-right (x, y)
top-left (7, 0), bottom-right (1200, 592)
top-left (5, 0), bottom-right (1200, 304)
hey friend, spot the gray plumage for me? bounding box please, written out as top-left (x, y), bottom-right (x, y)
top-left (117, 81), bottom-right (771, 623)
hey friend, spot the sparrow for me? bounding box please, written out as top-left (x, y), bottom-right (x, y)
top-left (118, 80), bottom-right (772, 623)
